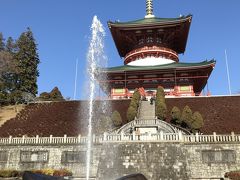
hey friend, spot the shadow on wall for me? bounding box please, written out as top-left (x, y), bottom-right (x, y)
top-left (116, 173), bottom-right (148, 180)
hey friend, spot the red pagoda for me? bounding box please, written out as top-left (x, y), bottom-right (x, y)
top-left (99, 0), bottom-right (216, 99)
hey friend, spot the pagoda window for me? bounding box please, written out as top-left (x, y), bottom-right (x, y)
top-left (128, 75), bottom-right (138, 79)
top-left (144, 75), bottom-right (157, 78)
top-left (114, 81), bottom-right (123, 84)
top-left (114, 76), bottom-right (122, 80)
top-left (146, 36), bottom-right (153, 43)
top-left (163, 73), bottom-right (174, 77)
top-left (137, 36), bottom-right (144, 45)
top-left (156, 37), bottom-right (162, 44)
top-left (180, 73), bottom-right (189, 76)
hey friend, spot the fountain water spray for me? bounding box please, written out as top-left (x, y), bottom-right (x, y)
top-left (86, 15), bottom-right (105, 180)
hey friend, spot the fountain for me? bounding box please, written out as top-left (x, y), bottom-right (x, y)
top-left (85, 15), bottom-right (106, 180)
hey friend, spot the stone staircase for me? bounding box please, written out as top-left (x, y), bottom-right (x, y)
top-left (138, 100), bottom-right (155, 120)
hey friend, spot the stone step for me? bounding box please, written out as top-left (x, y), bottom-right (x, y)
top-left (138, 101), bottom-right (155, 119)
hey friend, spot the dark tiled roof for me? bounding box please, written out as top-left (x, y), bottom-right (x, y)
top-left (101, 60), bottom-right (216, 72)
top-left (108, 15), bottom-right (192, 27)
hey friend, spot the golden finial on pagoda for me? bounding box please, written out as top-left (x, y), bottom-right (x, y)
top-left (145, 0), bottom-right (155, 18)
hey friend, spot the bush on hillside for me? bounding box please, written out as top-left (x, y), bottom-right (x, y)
top-left (156, 86), bottom-right (165, 100)
top-left (94, 115), bottom-right (112, 134)
top-left (190, 111), bottom-right (204, 131)
top-left (49, 87), bottom-right (64, 101)
top-left (129, 100), bottom-right (138, 109)
top-left (132, 88), bottom-right (141, 105)
top-left (39, 87), bottom-right (64, 101)
top-left (111, 110), bottom-right (122, 127)
top-left (0, 169), bottom-right (20, 177)
top-left (171, 106), bottom-right (181, 124)
top-left (39, 92), bottom-right (50, 100)
top-left (127, 105), bottom-right (137, 122)
top-left (156, 101), bottom-right (167, 120)
top-left (181, 105), bottom-right (193, 128)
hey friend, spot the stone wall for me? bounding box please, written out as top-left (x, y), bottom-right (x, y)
top-left (0, 144), bottom-right (101, 178)
top-left (0, 142), bottom-right (240, 179)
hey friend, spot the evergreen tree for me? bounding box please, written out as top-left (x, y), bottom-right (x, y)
top-left (181, 105), bottom-right (193, 128)
top-left (49, 87), bottom-right (64, 101)
top-left (191, 111), bottom-right (204, 131)
top-left (171, 106), bottom-right (181, 124)
top-left (156, 101), bottom-right (167, 120)
top-left (15, 28), bottom-right (40, 97)
top-left (155, 86), bottom-right (167, 120)
top-left (111, 110), bottom-right (122, 127)
top-left (127, 106), bottom-right (137, 122)
top-left (156, 86), bottom-right (165, 101)
top-left (5, 37), bottom-right (16, 53)
top-left (0, 50), bottom-right (17, 105)
top-left (0, 33), bottom-right (5, 51)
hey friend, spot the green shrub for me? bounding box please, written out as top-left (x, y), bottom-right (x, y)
top-left (156, 86), bottom-right (165, 100)
top-left (132, 89), bottom-right (141, 105)
top-left (129, 100), bottom-right (138, 109)
top-left (111, 110), bottom-right (122, 127)
top-left (39, 87), bottom-right (64, 101)
top-left (0, 170), bottom-right (20, 177)
top-left (191, 111), bottom-right (204, 130)
top-left (171, 106), bottom-right (181, 124)
top-left (39, 92), bottom-right (50, 100)
top-left (127, 105), bottom-right (137, 122)
top-left (31, 168), bottom-right (72, 177)
top-left (156, 101), bottom-right (167, 120)
top-left (181, 105), bottom-right (193, 127)
top-left (53, 169), bottom-right (73, 177)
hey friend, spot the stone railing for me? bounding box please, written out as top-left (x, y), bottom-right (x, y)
top-left (115, 118), bottom-right (177, 134)
top-left (0, 132), bottom-right (240, 145)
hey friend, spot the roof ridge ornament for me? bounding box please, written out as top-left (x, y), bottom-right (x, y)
top-left (145, 0), bottom-right (155, 18)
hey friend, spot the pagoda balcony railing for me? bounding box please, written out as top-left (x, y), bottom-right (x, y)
top-left (0, 132), bottom-right (239, 144)
top-left (124, 46), bottom-right (179, 64)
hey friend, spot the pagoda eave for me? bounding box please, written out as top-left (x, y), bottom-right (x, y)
top-left (108, 15), bottom-right (192, 57)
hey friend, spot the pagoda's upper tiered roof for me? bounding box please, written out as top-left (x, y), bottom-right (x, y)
top-left (108, 15), bottom-right (192, 57)
top-left (109, 15), bottom-right (192, 26)
top-left (102, 59), bottom-right (215, 73)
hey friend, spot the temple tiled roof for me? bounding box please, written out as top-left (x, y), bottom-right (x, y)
top-left (101, 60), bottom-right (216, 72)
top-left (108, 15), bottom-right (192, 27)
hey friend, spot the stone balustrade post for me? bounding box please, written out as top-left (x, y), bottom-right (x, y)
top-left (64, 134), bottom-right (67, 143)
top-left (160, 131), bottom-right (163, 141)
top-left (36, 135), bottom-right (39, 144)
top-left (103, 132), bottom-right (107, 141)
top-left (195, 133), bottom-right (199, 142)
top-left (49, 135), bottom-right (53, 144)
top-left (121, 131), bottom-right (124, 141)
top-left (78, 134), bottom-right (81, 143)
top-left (9, 136), bottom-right (12, 144)
top-left (231, 132), bottom-right (235, 141)
top-left (213, 132), bottom-right (216, 142)
top-left (148, 132), bottom-right (152, 140)
top-left (22, 135), bottom-right (25, 144)
top-left (178, 131), bottom-right (183, 142)
top-left (132, 131), bottom-right (136, 141)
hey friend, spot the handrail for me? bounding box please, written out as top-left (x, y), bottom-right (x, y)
top-left (0, 132), bottom-right (239, 145)
top-left (115, 118), bottom-right (178, 134)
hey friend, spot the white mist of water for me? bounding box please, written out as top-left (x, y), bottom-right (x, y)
top-left (86, 15), bottom-right (105, 180)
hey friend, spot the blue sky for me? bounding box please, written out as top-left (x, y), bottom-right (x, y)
top-left (1, 0), bottom-right (240, 99)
